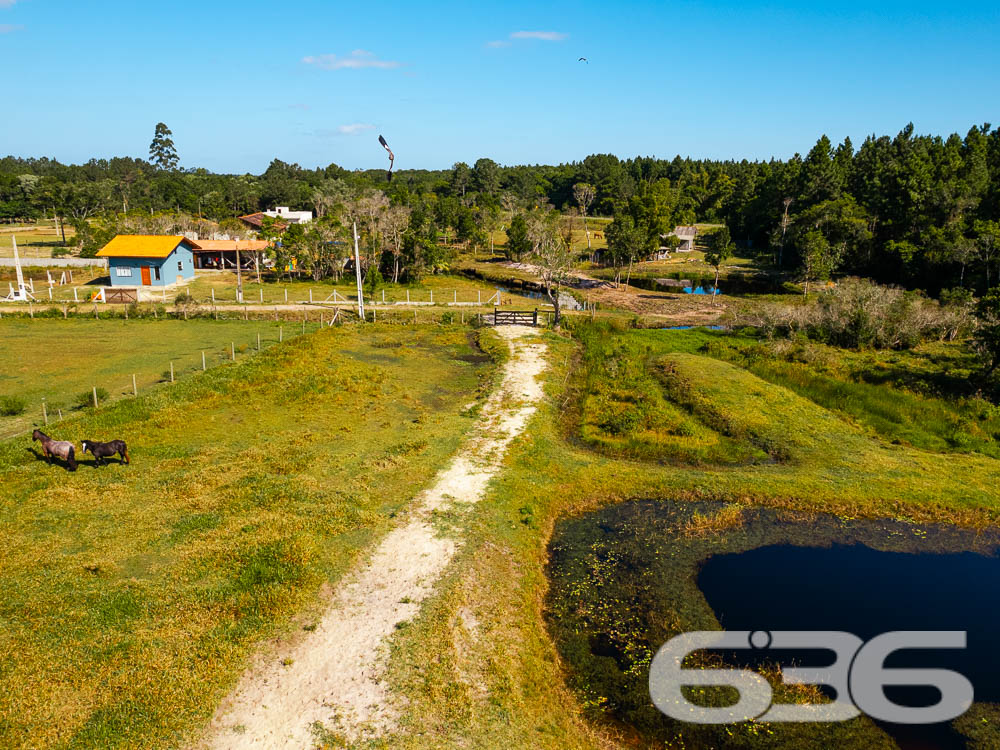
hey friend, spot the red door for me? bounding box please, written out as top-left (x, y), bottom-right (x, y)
top-left (141, 266), bottom-right (151, 286)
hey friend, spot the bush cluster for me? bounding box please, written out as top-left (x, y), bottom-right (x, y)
top-left (734, 278), bottom-right (973, 349)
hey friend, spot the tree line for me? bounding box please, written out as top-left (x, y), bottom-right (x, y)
top-left (2, 121), bottom-right (999, 295)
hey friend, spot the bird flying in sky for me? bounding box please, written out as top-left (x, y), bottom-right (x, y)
top-left (378, 134), bottom-right (395, 182)
top-left (578, 57), bottom-right (588, 63)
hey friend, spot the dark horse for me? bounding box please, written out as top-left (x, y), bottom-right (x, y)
top-left (81, 439), bottom-right (130, 466)
top-left (32, 429), bottom-right (77, 471)
top-left (80, 440), bottom-right (130, 466)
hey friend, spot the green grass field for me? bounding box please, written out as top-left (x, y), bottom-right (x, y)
top-left (5, 314), bottom-right (1000, 749)
top-left (0, 318), bottom-right (322, 439)
top-left (0, 324), bottom-right (494, 748)
top-left (361, 323), bottom-right (1000, 750)
top-left (0, 222), bottom-right (75, 257)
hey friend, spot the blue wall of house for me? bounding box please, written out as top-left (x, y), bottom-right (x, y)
top-left (107, 242), bottom-right (195, 287)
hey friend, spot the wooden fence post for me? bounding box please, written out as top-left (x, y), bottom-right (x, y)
top-left (132, 373), bottom-right (137, 396)
top-left (284, 288), bottom-right (288, 303)
top-left (42, 398), bottom-right (47, 426)
top-left (202, 351), bottom-right (206, 370)
top-left (309, 289), bottom-right (313, 304)
top-left (73, 287), bottom-right (78, 302)
top-left (63, 304), bottom-right (68, 319)
top-left (279, 326), bottom-right (283, 343)
top-left (231, 342), bottom-right (235, 361)
top-left (29, 301), bottom-right (33, 318)
top-left (92, 386), bottom-right (98, 408)
top-left (212, 288), bottom-right (215, 303)
top-left (256, 332), bottom-right (261, 351)
top-left (170, 361), bottom-right (174, 382)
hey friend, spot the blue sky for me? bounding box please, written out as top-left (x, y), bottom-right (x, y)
top-left (1, 0), bottom-right (998, 173)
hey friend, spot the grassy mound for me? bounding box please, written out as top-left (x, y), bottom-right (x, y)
top-left (702, 338), bottom-right (1000, 459)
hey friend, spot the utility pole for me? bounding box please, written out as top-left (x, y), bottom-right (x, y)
top-left (235, 240), bottom-right (244, 304)
top-left (353, 221), bottom-right (365, 321)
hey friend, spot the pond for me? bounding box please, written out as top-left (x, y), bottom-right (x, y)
top-left (700, 543), bottom-right (1000, 749)
top-left (545, 500), bottom-right (1000, 750)
top-left (684, 285), bottom-right (721, 295)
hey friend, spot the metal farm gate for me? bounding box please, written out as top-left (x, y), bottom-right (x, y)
top-left (488, 308), bottom-right (538, 326)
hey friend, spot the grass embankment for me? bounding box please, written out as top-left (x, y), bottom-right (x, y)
top-left (702, 336), bottom-right (1000, 459)
top-left (0, 318), bottom-right (317, 439)
top-left (0, 324), bottom-right (494, 748)
top-left (368, 321), bottom-right (1000, 750)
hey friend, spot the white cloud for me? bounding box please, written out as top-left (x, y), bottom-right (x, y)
top-left (0, 23), bottom-right (22, 33)
top-left (0, 1), bottom-right (19, 8)
top-left (337, 123), bottom-right (376, 136)
top-left (510, 31), bottom-right (568, 41)
top-left (302, 50), bottom-right (401, 70)
top-left (486, 40), bottom-right (511, 48)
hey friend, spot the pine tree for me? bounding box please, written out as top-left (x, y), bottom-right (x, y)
top-left (149, 123), bottom-right (179, 170)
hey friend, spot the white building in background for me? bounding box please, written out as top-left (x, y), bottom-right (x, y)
top-left (264, 206), bottom-right (313, 224)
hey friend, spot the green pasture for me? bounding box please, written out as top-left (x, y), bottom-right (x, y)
top-left (0, 318), bottom-right (321, 439)
top-left (0, 222), bottom-right (74, 257)
top-left (0, 324), bottom-right (493, 748)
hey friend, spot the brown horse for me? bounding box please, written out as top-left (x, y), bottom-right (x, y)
top-left (32, 429), bottom-right (77, 471)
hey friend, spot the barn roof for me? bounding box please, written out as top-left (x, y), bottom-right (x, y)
top-left (96, 235), bottom-right (201, 258)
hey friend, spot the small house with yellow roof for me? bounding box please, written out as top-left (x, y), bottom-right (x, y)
top-left (96, 235), bottom-right (201, 288)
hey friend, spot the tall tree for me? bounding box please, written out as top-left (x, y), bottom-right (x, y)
top-left (473, 158), bottom-right (500, 196)
top-left (572, 182), bottom-right (596, 251)
top-left (704, 226), bottom-right (734, 303)
top-left (527, 210), bottom-right (574, 327)
top-left (505, 213), bottom-right (532, 261)
top-left (149, 123), bottom-right (179, 171)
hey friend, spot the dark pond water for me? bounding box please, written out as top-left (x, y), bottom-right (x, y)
top-left (545, 500), bottom-right (1000, 750)
top-left (699, 543), bottom-right (1000, 749)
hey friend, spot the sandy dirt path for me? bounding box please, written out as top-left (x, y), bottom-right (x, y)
top-left (201, 325), bottom-right (547, 749)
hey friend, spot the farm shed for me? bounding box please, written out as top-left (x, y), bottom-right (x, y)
top-left (193, 240), bottom-right (270, 270)
top-left (665, 225), bottom-right (699, 252)
top-left (96, 235), bottom-right (200, 288)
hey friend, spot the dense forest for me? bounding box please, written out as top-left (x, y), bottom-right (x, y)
top-left (2, 122), bottom-right (999, 295)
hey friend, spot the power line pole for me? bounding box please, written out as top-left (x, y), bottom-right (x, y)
top-left (353, 222), bottom-right (365, 321)
top-left (235, 240), bottom-right (244, 304)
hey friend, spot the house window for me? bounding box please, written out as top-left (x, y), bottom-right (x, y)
top-left (153, 266), bottom-right (161, 281)
top-left (115, 267), bottom-right (132, 277)
top-left (178, 261), bottom-right (183, 271)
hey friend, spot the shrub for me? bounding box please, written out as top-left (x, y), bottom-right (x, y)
top-left (75, 387), bottom-right (110, 409)
top-left (0, 395), bottom-right (27, 416)
top-left (734, 278), bottom-right (972, 349)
